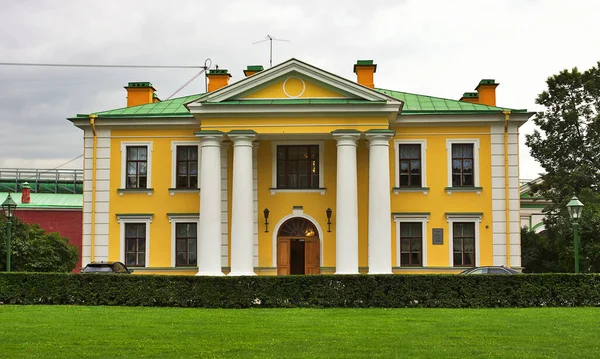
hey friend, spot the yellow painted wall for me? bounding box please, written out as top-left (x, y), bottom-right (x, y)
top-left (200, 116), bottom-right (389, 134)
top-left (108, 129), bottom-right (200, 268)
top-left (389, 125), bottom-right (493, 268)
top-left (241, 77), bottom-right (347, 99)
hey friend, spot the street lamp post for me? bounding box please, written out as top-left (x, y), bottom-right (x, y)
top-left (1, 193), bottom-right (18, 272)
top-left (566, 196), bottom-right (584, 273)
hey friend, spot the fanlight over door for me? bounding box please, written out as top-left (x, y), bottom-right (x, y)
top-left (277, 218), bottom-right (320, 275)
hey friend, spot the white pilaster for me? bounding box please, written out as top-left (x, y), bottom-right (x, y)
top-left (333, 132), bottom-right (361, 274)
top-left (196, 133), bottom-right (224, 276)
top-left (366, 131), bottom-right (394, 274)
top-left (229, 132), bottom-right (257, 276)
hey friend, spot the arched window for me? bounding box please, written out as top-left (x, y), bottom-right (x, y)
top-left (278, 218), bottom-right (318, 237)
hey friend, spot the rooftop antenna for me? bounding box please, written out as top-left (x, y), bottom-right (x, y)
top-left (253, 35), bottom-right (290, 68)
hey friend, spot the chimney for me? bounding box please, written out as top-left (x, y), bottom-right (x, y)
top-left (243, 65), bottom-right (264, 77)
top-left (21, 182), bottom-right (30, 204)
top-left (475, 79), bottom-right (499, 106)
top-left (207, 69), bottom-right (231, 92)
top-left (459, 92), bottom-right (479, 103)
top-left (152, 93), bottom-right (161, 103)
top-left (124, 82), bottom-right (156, 107)
top-left (353, 60), bottom-right (377, 89)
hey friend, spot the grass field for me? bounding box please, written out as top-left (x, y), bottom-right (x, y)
top-left (0, 306), bottom-right (599, 358)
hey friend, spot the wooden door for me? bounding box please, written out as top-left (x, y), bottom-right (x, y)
top-left (305, 239), bottom-right (320, 275)
top-left (277, 238), bottom-right (290, 275)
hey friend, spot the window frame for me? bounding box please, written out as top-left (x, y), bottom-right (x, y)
top-left (120, 142), bottom-right (153, 189)
top-left (393, 140), bottom-right (427, 195)
top-left (446, 213), bottom-right (481, 268)
top-left (117, 214), bottom-right (152, 267)
top-left (271, 141), bottom-right (325, 193)
top-left (170, 141), bottom-right (200, 190)
top-left (168, 214), bottom-right (200, 268)
top-left (446, 139), bottom-right (480, 189)
top-left (393, 213), bottom-right (429, 268)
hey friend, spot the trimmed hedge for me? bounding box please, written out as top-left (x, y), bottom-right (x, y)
top-left (1, 273), bottom-right (599, 308)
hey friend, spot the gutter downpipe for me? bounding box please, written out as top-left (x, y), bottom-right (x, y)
top-left (503, 110), bottom-right (511, 267)
top-left (89, 114), bottom-right (98, 263)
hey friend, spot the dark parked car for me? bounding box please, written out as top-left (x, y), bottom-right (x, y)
top-left (459, 266), bottom-right (520, 275)
top-left (82, 261), bottom-right (132, 274)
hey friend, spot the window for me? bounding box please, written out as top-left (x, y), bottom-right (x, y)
top-left (451, 144), bottom-right (474, 187)
top-left (176, 146), bottom-right (198, 188)
top-left (126, 147), bottom-right (148, 188)
top-left (453, 222), bottom-right (475, 267)
top-left (120, 142), bottom-right (153, 190)
top-left (399, 144), bottom-right (421, 187)
top-left (125, 223), bottom-right (146, 267)
top-left (393, 213), bottom-right (429, 268)
top-left (176, 223), bottom-right (197, 266)
top-left (446, 139), bottom-right (479, 191)
top-left (400, 222), bottom-right (422, 266)
top-left (276, 145), bottom-right (319, 189)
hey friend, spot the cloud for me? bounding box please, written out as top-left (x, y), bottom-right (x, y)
top-left (1, 0), bottom-right (599, 179)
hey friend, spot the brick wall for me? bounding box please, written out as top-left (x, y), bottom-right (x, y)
top-left (14, 209), bottom-right (83, 272)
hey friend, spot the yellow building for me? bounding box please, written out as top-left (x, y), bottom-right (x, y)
top-left (68, 59), bottom-right (532, 275)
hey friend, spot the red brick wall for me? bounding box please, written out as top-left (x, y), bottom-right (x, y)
top-left (14, 209), bottom-right (83, 272)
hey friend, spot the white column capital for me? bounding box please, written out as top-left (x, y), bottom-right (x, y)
top-left (332, 131), bottom-right (361, 147)
top-left (196, 131), bottom-right (224, 148)
top-left (229, 131), bottom-right (256, 147)
top-left (365, 130), bottom-right (394, 147)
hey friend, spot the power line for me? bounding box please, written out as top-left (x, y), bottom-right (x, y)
top-left (51, 155), bottom-right (83, 170)
top-left (0, 62), bottom-right (203, 69)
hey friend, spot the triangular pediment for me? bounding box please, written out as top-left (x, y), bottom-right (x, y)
top-left (188, 58), bottom-right (402, 105)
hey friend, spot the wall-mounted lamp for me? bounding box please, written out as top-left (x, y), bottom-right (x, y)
top-left (326, 207), bottom-right (332, 232)
top-left (263, 208), bottom-right (270, 232)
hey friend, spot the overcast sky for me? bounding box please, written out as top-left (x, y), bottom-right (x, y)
top-left (1, 0), bottom-right (599, 180)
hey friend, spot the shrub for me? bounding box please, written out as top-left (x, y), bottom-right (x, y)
top-left (0, 273), bottom-right (599, 308)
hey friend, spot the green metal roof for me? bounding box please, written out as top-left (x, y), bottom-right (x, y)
top-left (73, 85), bottom-right (527, 119)
top-left (0, 193), bottom-right (82, 209)
top-left (375, 88), bottom-right (527, 115)
top-left (74, 93), bottom-right (203, 119)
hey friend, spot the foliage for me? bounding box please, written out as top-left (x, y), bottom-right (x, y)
top-left (2, 306), bottom-right (600, 359)
top-left (525, 62), bottom-right (600, 272)
top-left (1, 273), bottom-right (599, 308)
top-left (0, 215), bottom-right (78, 272)
top-left (521, 227), bottom-right (561, 273)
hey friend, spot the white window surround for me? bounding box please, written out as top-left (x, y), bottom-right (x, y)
top-left (445, 213), bottom-right (482, 268)
top-left (170, 141), bottom-right (201, 194)
top-left (393, 139), bottom-right (427, 195)
top-left (117, 214), bottom-right (153, 268)
top-left (120, 141), bottom-right (153, 192)
top-left (167, 213), bottom-right (200, 268)
top-left (270, 140), bottom-right (325, 195)
top-left (446, 139), bottom-right (480, 194)
top-left (393, 213), bottom-right (429, 268)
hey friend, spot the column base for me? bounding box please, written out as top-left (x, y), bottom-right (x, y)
top-left (195, 271), bottom-right (225, 276)
top-left (228, 271), bottom-right (257, 276)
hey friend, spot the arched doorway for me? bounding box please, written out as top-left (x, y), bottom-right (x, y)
top-left (277, 217), bottom-right (320, 275)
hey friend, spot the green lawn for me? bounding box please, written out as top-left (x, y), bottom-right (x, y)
top-left (0, 306), bottom-right (599, 358)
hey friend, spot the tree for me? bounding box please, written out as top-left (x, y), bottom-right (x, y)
top-left (0, 214), bottom-right (79, 272)
top-left (525, 62), bottom-right (600, 272)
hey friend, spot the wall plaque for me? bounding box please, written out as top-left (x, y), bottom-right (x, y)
top-left (432, 228), bottom-right (444, 245)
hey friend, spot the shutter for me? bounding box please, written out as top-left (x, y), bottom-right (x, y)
top-left (277, 238), bottom-right (290, 275)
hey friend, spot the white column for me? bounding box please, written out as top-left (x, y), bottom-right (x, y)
top-left (333, 131), bottom-right (361, 274)
top-left (229, 131), bottom-right (257, 276)
top-left (196, 133), bottom-right (224, 276)
top-left (366, 131), bottom-right (394, 274)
